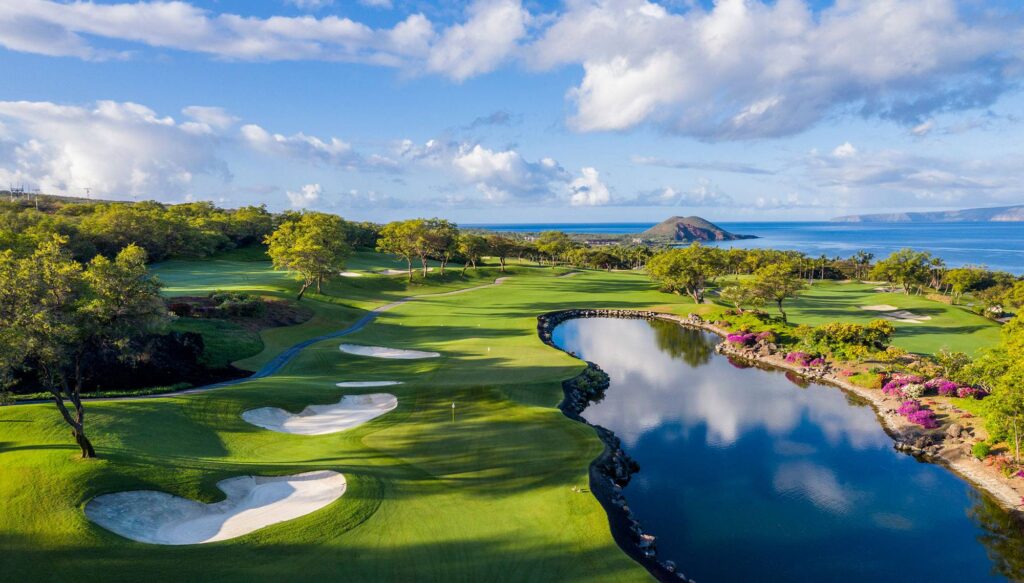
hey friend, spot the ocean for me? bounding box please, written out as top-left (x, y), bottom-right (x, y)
top-left (468, 221), bottom-right (1024, 274)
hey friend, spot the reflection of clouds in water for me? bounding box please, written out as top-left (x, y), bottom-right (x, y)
top-left (773, 439), bottom-right (817, 456)
top-left (557, 318), bottom-right (890, 450)
top-left (773, 461), bottom-right (857, 515)
top-left (871, 512), bottom-right (915, 531)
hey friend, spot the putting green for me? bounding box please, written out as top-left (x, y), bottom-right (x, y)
top-left (0, 259), bottom-right (1002, 581)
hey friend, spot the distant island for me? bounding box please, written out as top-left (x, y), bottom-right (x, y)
top-left (833, 204), bottom-right (1024, 223)
top-left (640, 216), bottom-right (756, 242)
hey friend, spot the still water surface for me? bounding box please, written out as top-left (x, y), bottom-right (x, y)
top-left (553, 317), bottom-right (1022, 582)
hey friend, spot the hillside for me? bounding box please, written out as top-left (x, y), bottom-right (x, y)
top-left (640, 216), bottom-right (755, 241)
top-left (833, 204), bottom-right (1024, 223)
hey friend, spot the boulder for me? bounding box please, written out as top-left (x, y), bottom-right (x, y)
top-left (946, 423), bottom-right (963, 438)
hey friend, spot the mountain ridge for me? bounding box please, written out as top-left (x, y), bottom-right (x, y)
top-left (833, 205), bottom-right (1024, 223)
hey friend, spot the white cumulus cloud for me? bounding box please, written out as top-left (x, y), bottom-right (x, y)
top-left (0, 100), bottom-right (229, 198)
top-left (286, 183), bottom-right (322, 208)
top-left (569, 167), bottom-right (611, 206)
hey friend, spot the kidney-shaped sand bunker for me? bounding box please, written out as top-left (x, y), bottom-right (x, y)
top-left (85, 470), bottom-right (346, 545)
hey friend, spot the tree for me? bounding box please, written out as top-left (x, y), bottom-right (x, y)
top-left (1, 237), bottom-right (168, 458)
top-left (852, 250), bottom-right (874, 280)
top-left (870, 249), bottom-right (933, 294)
top-left (458, 234), bottom-right (489, 275)
top-left (646, 243), bottom-right (724, 304)
top-left (945, 267), bottom-right (985, 304)
top-left (990, 364), bottom-right (1024, 463)
top-left (486, 235), bottom-right (517, 272)
top-left (748, 262), bottom-right (807, 322)
top-left (1004, 281), bottom-right (1024, 311)
top-left (377, 219), bottom-right (424, 282)
top-left (423, 218), bottom-right (459, 276)
top-left (265, 212), bottom-right (351, 299)
top-left (720, 284), bottom-right (762, 313)
top-left (535, 231), bottom-right (572, 267)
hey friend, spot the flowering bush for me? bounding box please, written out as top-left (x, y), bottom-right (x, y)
top-left (726, 333), bottom-right (757, 346)
top-left (882, 374), bottom-right (925, 397)
top-left (840, 369), bottom-right (855, 377)
top-left (785, 351), bottom-right (814, 366)
top-left (956, 386), bottom-right (986, 399)
top-left (902, 383), bottom-right (926, 399)
top-left (925, 378), bottom-right (960, 397)
top-left (755, 331), bottom-right (775, 343)
top-left (897, 400), bottom-right (921, 416)
top-left (808, 357), bottom-right (826, 367)
top-left (897, 399), bottom-right (938, 429)
top-left (907, 409), bottom-right (939, 429)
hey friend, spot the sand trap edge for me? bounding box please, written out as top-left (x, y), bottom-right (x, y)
top-left (339, 344), bottom-right (440, 359)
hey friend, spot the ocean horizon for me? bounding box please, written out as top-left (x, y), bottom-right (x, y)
top-left (468, 221), bottom-right (1024, 274)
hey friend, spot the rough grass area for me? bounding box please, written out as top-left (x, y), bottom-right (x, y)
top-left (168, 318), bottom-right (264, 369)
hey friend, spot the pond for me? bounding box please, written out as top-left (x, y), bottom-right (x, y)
top-left (552, 317), bottom-right (1024, 582)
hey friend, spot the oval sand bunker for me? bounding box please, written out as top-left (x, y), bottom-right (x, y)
top-left (242, 393), bottom-right (398, 435)
top-left (339, 344), bottom-right (440, 359)
top-left (86, 470), bottom-right (346, 545)
top-left (336, 381), bottom-right (402, 388)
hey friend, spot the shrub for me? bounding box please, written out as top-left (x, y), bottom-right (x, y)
top-left (957, 386), bottom-right (986, 399)
top-left (902, 383), bottom-right (926, 399)
top-left (879, 346), bottom-right (909, 363)
top-left (726, 333), bottom-right (757, 346)
top-left (209, 290), bottom-right (265, 317)
top-left (925, 378), bottom-right (959, 397)
top-left (785, 351), bottom-right (814, 366)
top-left (897, 400), bottom-right (922, 416)
top-left (970, 440), bottom-right (987, 459)
top-left (972, 442), bottom-right (991, 460)
top-left (906, 409), bottom-right (938, 429)
top-left (0, 391), bottom-right (13, 406)
top-left (167, 302), bottom-right (194, 317)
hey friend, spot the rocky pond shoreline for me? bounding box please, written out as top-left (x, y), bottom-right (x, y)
top-left (538, 307), bottom-right (1024, 582)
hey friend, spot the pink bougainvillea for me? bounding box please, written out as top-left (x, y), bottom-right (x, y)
top-left (785, 351), bottom-right (814, 366)
top-left (896, 399), bottom-right (938, 429)
top-left (726, 333), bottom-right (757, 346)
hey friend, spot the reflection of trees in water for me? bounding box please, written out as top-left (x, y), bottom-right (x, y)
top-left (648, 320), bottom-right (716, 367)
top-left (969, 490), bottom-right (1024, 580)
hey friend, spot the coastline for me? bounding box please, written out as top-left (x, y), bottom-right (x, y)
top-left (539, 307), bottom-right (1024, 582)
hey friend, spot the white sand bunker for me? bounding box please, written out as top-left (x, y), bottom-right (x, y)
top-left (340, 271), bottom-right (363, 278)
top-left (336, 381), bottom-right (402, 388)
top-left (339, 344), bottom-right (440, 359)
top-left (242, 393), bottom-right (398, 435)
top-left (379, 267), bottom-right (433, 275)
top-left (861, 305), bottom-right (933, 323)
top-left (85, 470), bottom-right (346, 545)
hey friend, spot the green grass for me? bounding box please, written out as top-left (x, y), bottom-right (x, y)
top-left (738, 281), bottom-right (1001, 356)
top-left (0, 259), bottom-right (1006, 581)
top-left (168, 318), bottom-right (265, 369)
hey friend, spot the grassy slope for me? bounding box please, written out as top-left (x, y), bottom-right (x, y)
top-left (0, 262), bottom-right (1002, 581)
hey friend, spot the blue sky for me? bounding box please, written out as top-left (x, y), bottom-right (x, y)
top-left (0, 0), bottom-right (1022, 223)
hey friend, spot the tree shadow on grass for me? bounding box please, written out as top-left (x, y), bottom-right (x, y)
top-left (0, 532), bottom-right (643, 582)
top-left (0, 442), bottom-right (77, 454)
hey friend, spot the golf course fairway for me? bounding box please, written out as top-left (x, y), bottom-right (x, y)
top-left (0, 253), bottom-right (1003, 581)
